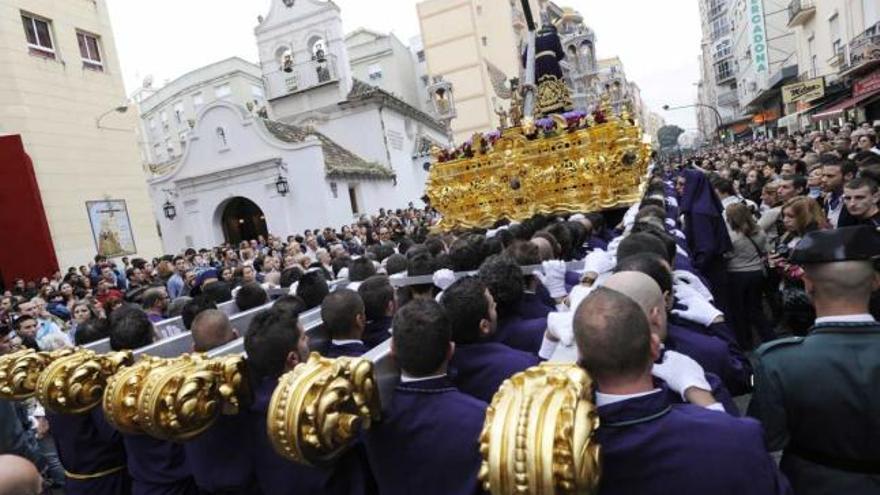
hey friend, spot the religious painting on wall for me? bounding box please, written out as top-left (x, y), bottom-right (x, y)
top-left (86, 199), bottom-right (137, 258)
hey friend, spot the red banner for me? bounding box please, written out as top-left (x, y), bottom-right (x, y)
top-left (854, 70), bottom-right (880, 97)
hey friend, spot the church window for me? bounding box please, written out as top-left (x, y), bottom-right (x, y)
top-left (309, 37), bottom-right (327, 61)
top-left (215, 84), bottom-right (232, 99)
top-left (276, 46), bottom-right (294, 73)
top-left (368, 64), bottom-right (383, 81)
top-left (216, 127), bottom-right (228, 149)
top-left (417, 50), bottom-right (425, 63)
top-left (330, 182), bottom-right (338, 198)
top-left (348, 187), bottom-right (360, 215)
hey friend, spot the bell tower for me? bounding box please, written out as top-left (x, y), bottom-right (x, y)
top-left (255, 0), bottom-right (353, 120)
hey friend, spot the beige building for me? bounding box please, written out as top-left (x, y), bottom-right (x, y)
top-left (0, 0), bottom-right (161, 270)
top-left (136, 57), bottom-right (265, 167)
top-left (416, 0), bottom-right (542, 142)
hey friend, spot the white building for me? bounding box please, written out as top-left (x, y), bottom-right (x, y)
top-left (137, 57), bottom-right (266, 167)
top-left (696, 0), bottom-right (741, 140)
top-left (345, 29), bottom-right (425, 111)
top-left (148, 0), bottom-right (446, 253)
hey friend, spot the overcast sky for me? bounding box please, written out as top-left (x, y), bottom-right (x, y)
top-left (107, 0), bottom-right (702, 130)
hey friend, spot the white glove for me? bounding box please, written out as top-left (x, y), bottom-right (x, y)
top-left (582, 249), bottom-right (614, 278)
top-left (605, 237), bottom-right (621, 261)
top-left (672, 284), bottom-right (723, 327)
top-left (568, 284), bottom-right (594, 313)
top-left (652, 350), bottom-right (712, 401)
top-left (675, 244), bottom-right (690, 259)
top-left (673, 270), bottom-right (713, 302)
top-left (546, 311), bottom-right (575, 346)
top-left (622, 203), bottom-right (639, 229)
top-left (667, 196), bottom-right (678, 208)
top-left (336, 267), bottom-right (349, 280)
top-left (665, 218), bottom-right (676, 228)
top-left (541, 260), bottom-right (568, 298)
top-left (432, 269), bottom-right (456, 291)
top-left (673, 229), bottom-right (686, 240)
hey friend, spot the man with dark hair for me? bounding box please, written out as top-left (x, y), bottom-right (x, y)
top-left (271, 295), bottom-right (307, 319)
top-left (167, 256), bottom-right (187, 299)
top-left (840, 176), bottom-right (880, 227)
top-left (358, 275), bottom-right (395, 349)
top-left (348, 258), bottom-right (377, 283)
top-left (201, 280), bottom-right (232, 305)
top-left (504, 241), bottom-right (556, 319)
top-left (364, 300), bottom-right (487, 495)
top-left (320, 289), bottom-right (367, 357)
top-left (296, 271), bottom-right (329, 310)
top-left (448, 236), bottom-right (485, 272)
top-left (749, 226), bottom-right (880, 494)
top-left (234, 283), bottom-right (268, 312)
top-left (777, 175), bottom-right (807, 203)
top-left (181, 296), bottom-right (217, 332)
top-left (575, 288), bottom-right (789, 494)
top-left (383, 253), bottom-right (408, 276)
top-left (478, 255), bottom-right (544, 354)
top-left (441, 277), bottom-right (540, 402)
top-left (400, 254), bottom-right (436, 304)
top-left (243, 311), bottom-right (327, 494)
top-left (617, 232), bottom-right (670, 265)
top-left (821, 155), bottom-right (858, 227)
top-left (108, 307), bottom-right (198, 495)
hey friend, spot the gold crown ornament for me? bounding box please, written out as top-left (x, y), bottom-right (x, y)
top-left (268, 353), bottom-right (381, 467)
top-left (479, 363), bottom-right (601, 495)
top-left (427, 105), bottom-right (651, 231)
top-left (0, 348), bottom-right (76, 400)
top-left (36, 349), bottom-right (134, 414)
top-left (103, 355), bottom-right (173, 435)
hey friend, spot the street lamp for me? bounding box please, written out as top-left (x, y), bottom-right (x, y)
top-left (162, 200), bottom-right (177, 220)
top-left (663, 103), bottom-right (725, 143)
top-left (96, 104), bottom-right (130, 129)
top-left (275, 173), bottom-right (290, 196)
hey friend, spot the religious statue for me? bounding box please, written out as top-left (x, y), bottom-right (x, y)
top-left (524, 24), bottom-right (573, 117)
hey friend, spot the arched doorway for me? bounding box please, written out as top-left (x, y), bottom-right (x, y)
top-left (220, 197), bottom-right (268, 244)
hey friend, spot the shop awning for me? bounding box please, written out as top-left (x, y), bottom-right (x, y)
top-left (811, 87), bottom-right (880, 121)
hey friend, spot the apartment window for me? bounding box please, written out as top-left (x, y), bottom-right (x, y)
top-left (476, 5), bottom-right (483, 15)
top-left (76, 31), bottom-right (103, 71)
top-left (710, 17), bottom-right (729, 40)
top-left (713, 39), bottom-right (731, 60)
top-left (215, 84), bottom-right (232, 99)
top-left (251, 84), bottom-right (264, 100)
top-left (368, 64), bottom-right (383, 81)
top-left (173, 102), bottom-right (184, 124)
top-left (416, 50), bottom-right (425, 63)
top-left (807, 34), bottom-right (817, 76)
top-left (481, 36), bottom-right (488, 47)
top-left (21, 13), bottom-right (55, 58)
top-left (193, 93), bottom-right (204, 108)
top-left (714, 59), bottom-right (734, 81)
top-left (348, 187), bottom-right (360, 215)
top-left (829, 13), bottom-right (841, 53)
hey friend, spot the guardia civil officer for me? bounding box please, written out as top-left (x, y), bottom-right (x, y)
top-left (748, 225), bottom-right (880, 494)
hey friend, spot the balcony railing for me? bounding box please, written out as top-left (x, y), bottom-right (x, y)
top-left (842, 21), bottom-right (880, 74)
top-left (266, 54), bottom-right (339, 98)
top-left (787, 0), bottom-right (815, 27)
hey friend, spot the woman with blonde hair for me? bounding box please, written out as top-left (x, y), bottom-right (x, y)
top-left (769, 196), bottom-right (829, 335)
top-left (724, 203), bottom-right (774, 349)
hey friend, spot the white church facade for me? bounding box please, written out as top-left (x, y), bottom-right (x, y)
top-left (148, 0), bottom-right (446, 252)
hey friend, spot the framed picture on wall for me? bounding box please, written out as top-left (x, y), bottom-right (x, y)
top-left (86, 199), bottom-right (137, 258)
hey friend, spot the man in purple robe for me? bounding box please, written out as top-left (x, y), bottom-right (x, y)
top-left (478, 255), bottom-right (545, 354)
top-left (677, 169), bottom-right (733, 309)
top-left (244, 310), bottom-right (372, 495)
top-left (320, 289), bottom-right (368, 358)
top-left (358, 276), bottom-right (395, 349)
top-left (363, 300), bottom-right (487, 495)
top-left (108, 307), bottom-right (198, 495)
top-left (574, 287), bottom-right (791, 495)
top-left (440, 277), bottom-right (540, 403)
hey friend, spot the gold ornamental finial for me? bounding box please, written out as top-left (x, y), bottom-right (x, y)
top-left (267, 353), bottom-right (381, 467)
top-left (479, 363), bottom-right (601, 495)
top-left (36, 349), bottom-right (134, 414)
top-left (0, 348), bottom-right (76, 400)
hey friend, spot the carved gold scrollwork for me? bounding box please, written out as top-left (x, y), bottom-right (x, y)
top-left (36, 349), bottom-right (133, 414)
top-left (0, 348), bottom-right (76, 400)
top-left (267, 353), bottom-right (381, 467)
top-left (103, 356), bottom-right (170, 435)
top-left (479, 363), bottom-right (601, 495)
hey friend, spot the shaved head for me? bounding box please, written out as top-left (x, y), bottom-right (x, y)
top-left (191, 310), bottom-right (236, 352)
top-left (0, 455), bottom-right (41, 495)
top-left (803, 261), bottom-right (878, 303)
top-left (603, 271), bottom-right (667, 340)
top-left (574, 287), bottom-right (653, 386)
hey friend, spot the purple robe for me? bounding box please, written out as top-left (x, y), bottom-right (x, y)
top-left (363, 377), bottom-right (487, 495)
top-left (449, 342), bottom-right (541, 402)
top-left (363, 317), bottom-right (392, 349)
top-left (494, 314), bottom-right (545, 354)
top-left (596, 388), bottom-right (791, 495)
top-left (183, 412), bottom-right (256, 493)
top-left (666, 322), bottom-right (752, 396)
top-left (122, 434), bottom-right (198, 495)
top-left (248, 377), bottom-right (371, 495)
top-left (517, 290), bottom-right (555, 321)
top-left (47, 409), bottom-right (132, 495)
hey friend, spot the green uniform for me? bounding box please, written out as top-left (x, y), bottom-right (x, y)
top-left (748, 320), bottom-right (880, 495)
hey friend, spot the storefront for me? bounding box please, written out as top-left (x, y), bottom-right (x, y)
top-left (811, 69), bottom-right (880, 127)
